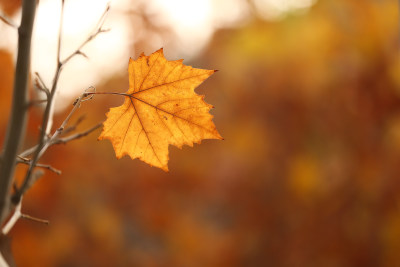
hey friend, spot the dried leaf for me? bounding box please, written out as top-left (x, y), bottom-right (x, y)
top-left (99, 49), bottom-right (222, 171)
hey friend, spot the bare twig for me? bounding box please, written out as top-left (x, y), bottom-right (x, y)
top-left (41, 0), bottom-right (66, 140)
top-left (18, 115), bottom-right (99, 158)
top-left (2, 198), bottom-right (49, 238)
top-left (34, 72), bottom-right (50, 97)
top-left (61, 114), bottom-right (86, 135)
top-left (61, 4), bottom-right (110, 66)
top-left (35, 72), bottom-right (49, 90)
top-left (0, 0), bottom-right (37, 225)
top-left (52, 95), bottom-right (87, 137)
top-left (22, 1), bottom-right (110, 204)
top-left (2, 201), bottom-right (21, 235)
top-left (0, 12), bottom-right (18, 28)
top-left (17, 156), bottom-right (61, 175)
top-left (21, 214), bottom-right (49, 225)
top-left (30, 163), bottom-right (61, 175)
top-left (15, 92), bottom-right (92, 203)
top-left (16, 156), bottom-right (30, 163)
top-left (53, 122), bottom-right (102, 144)
top-left (18, 145), bottom-right (38, 158)
top-left (1, 1), bottom-right (110, 242)
top-left (23, 0), bottom-right (66, 187)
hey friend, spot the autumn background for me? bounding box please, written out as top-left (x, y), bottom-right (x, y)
top-left (0, 0), bottom-right (399, 266)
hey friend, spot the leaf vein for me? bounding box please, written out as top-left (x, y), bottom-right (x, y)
top-left (130, 95), bottom-right (215, 134)
top-left (103, 99), bottom-right (131, 136)
top-left (138, 53), bottom-right (161, 92)
top-left (133, 73), bottom-right (207, 95)
top-left (131, 99), bottom-right (162, 165)
top-left (119, 98), bottom-right (137, 153)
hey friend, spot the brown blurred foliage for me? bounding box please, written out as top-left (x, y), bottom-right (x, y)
top-left (0, 0), bottom-right (21, 16)
top-left (1, 0), bottom-right (400, 266)
top-left (0, 50), bottom-right (13, 144)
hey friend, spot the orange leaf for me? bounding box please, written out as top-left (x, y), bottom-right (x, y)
top-left (98, 48), bottom-right (222, 171)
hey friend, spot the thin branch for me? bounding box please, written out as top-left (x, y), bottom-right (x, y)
top-left (61, 114), bottom-right (86, 135)
top-left (21, 1), bottom-right (110, 203)
top-left (35, 72), bottom-right (49, 90)
top-left (2, 198), bottom-right (49, 238)
top-left (61, 4), bottom-right (110, 66)
top-left (44, 0), bottom-right (66, 137)
top-left (18, 145), bottom-right (38, 158)
top-left (15, 92), bottom-right (89, 202)
top-left (21, 214), bottom-right (49, 225)
top-left (56, 0), bottom-right (65, 70)
top-left (34, 72), bottom-right (50, 97)
top-left (11, 2), bottom-right (110, 214)
top-left (18, 118), bottom-right (100, 158)
top-left (61, 28), bottom-right (110, 65)
top-left (16, 156), bottom-right (30, 163)
top-left (94, 3), bottom-right (110, 31)
top-left (53, 122), bottom-right (102, 144)
top-left (17, 156), bottom-right (61, 175)
top-left (0, 0), bottom-right (37, 225)
top-left (47, 3), bottom-right (110, 133)
top-left (56, 96), bottom-right (86, 133)
top-left (2, 201), bottom-right (21, 235)
top-left (0, 12), bottom-right (18, 28)
top-left (29, 163), bottom-right (61, 175)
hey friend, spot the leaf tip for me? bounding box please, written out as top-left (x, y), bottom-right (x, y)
top-left (215, 132), bottom-right (224, 140)
top-left (154, 48), bottom-right (164, 57)
top-left (151, 162), bottom-right (169, 172)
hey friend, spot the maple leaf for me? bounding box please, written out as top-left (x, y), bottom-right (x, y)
top-left (98, 48), bottom-right (222, 171)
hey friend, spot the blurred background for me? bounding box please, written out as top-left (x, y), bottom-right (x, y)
top-left (1, 0), bottom-right (400, 266)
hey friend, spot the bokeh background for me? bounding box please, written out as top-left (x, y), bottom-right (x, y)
top-left (1, 0), bottom-right (400, 266)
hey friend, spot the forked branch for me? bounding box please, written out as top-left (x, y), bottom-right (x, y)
top-left (2, 198), bottom-right (49, 238)
top-left (17, 156), bottom-right (62, 175)
top-left (0, 1), bottom-right (111, 265)
top-left (61, 4), bottom-right (110, 66)
top-left (21, 2), bottom-right (110, 204)
top-left (14, 91), bottom-right (100, 203)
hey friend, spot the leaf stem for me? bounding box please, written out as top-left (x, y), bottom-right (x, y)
top-left (86, 91), bottom-right (132, 97)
